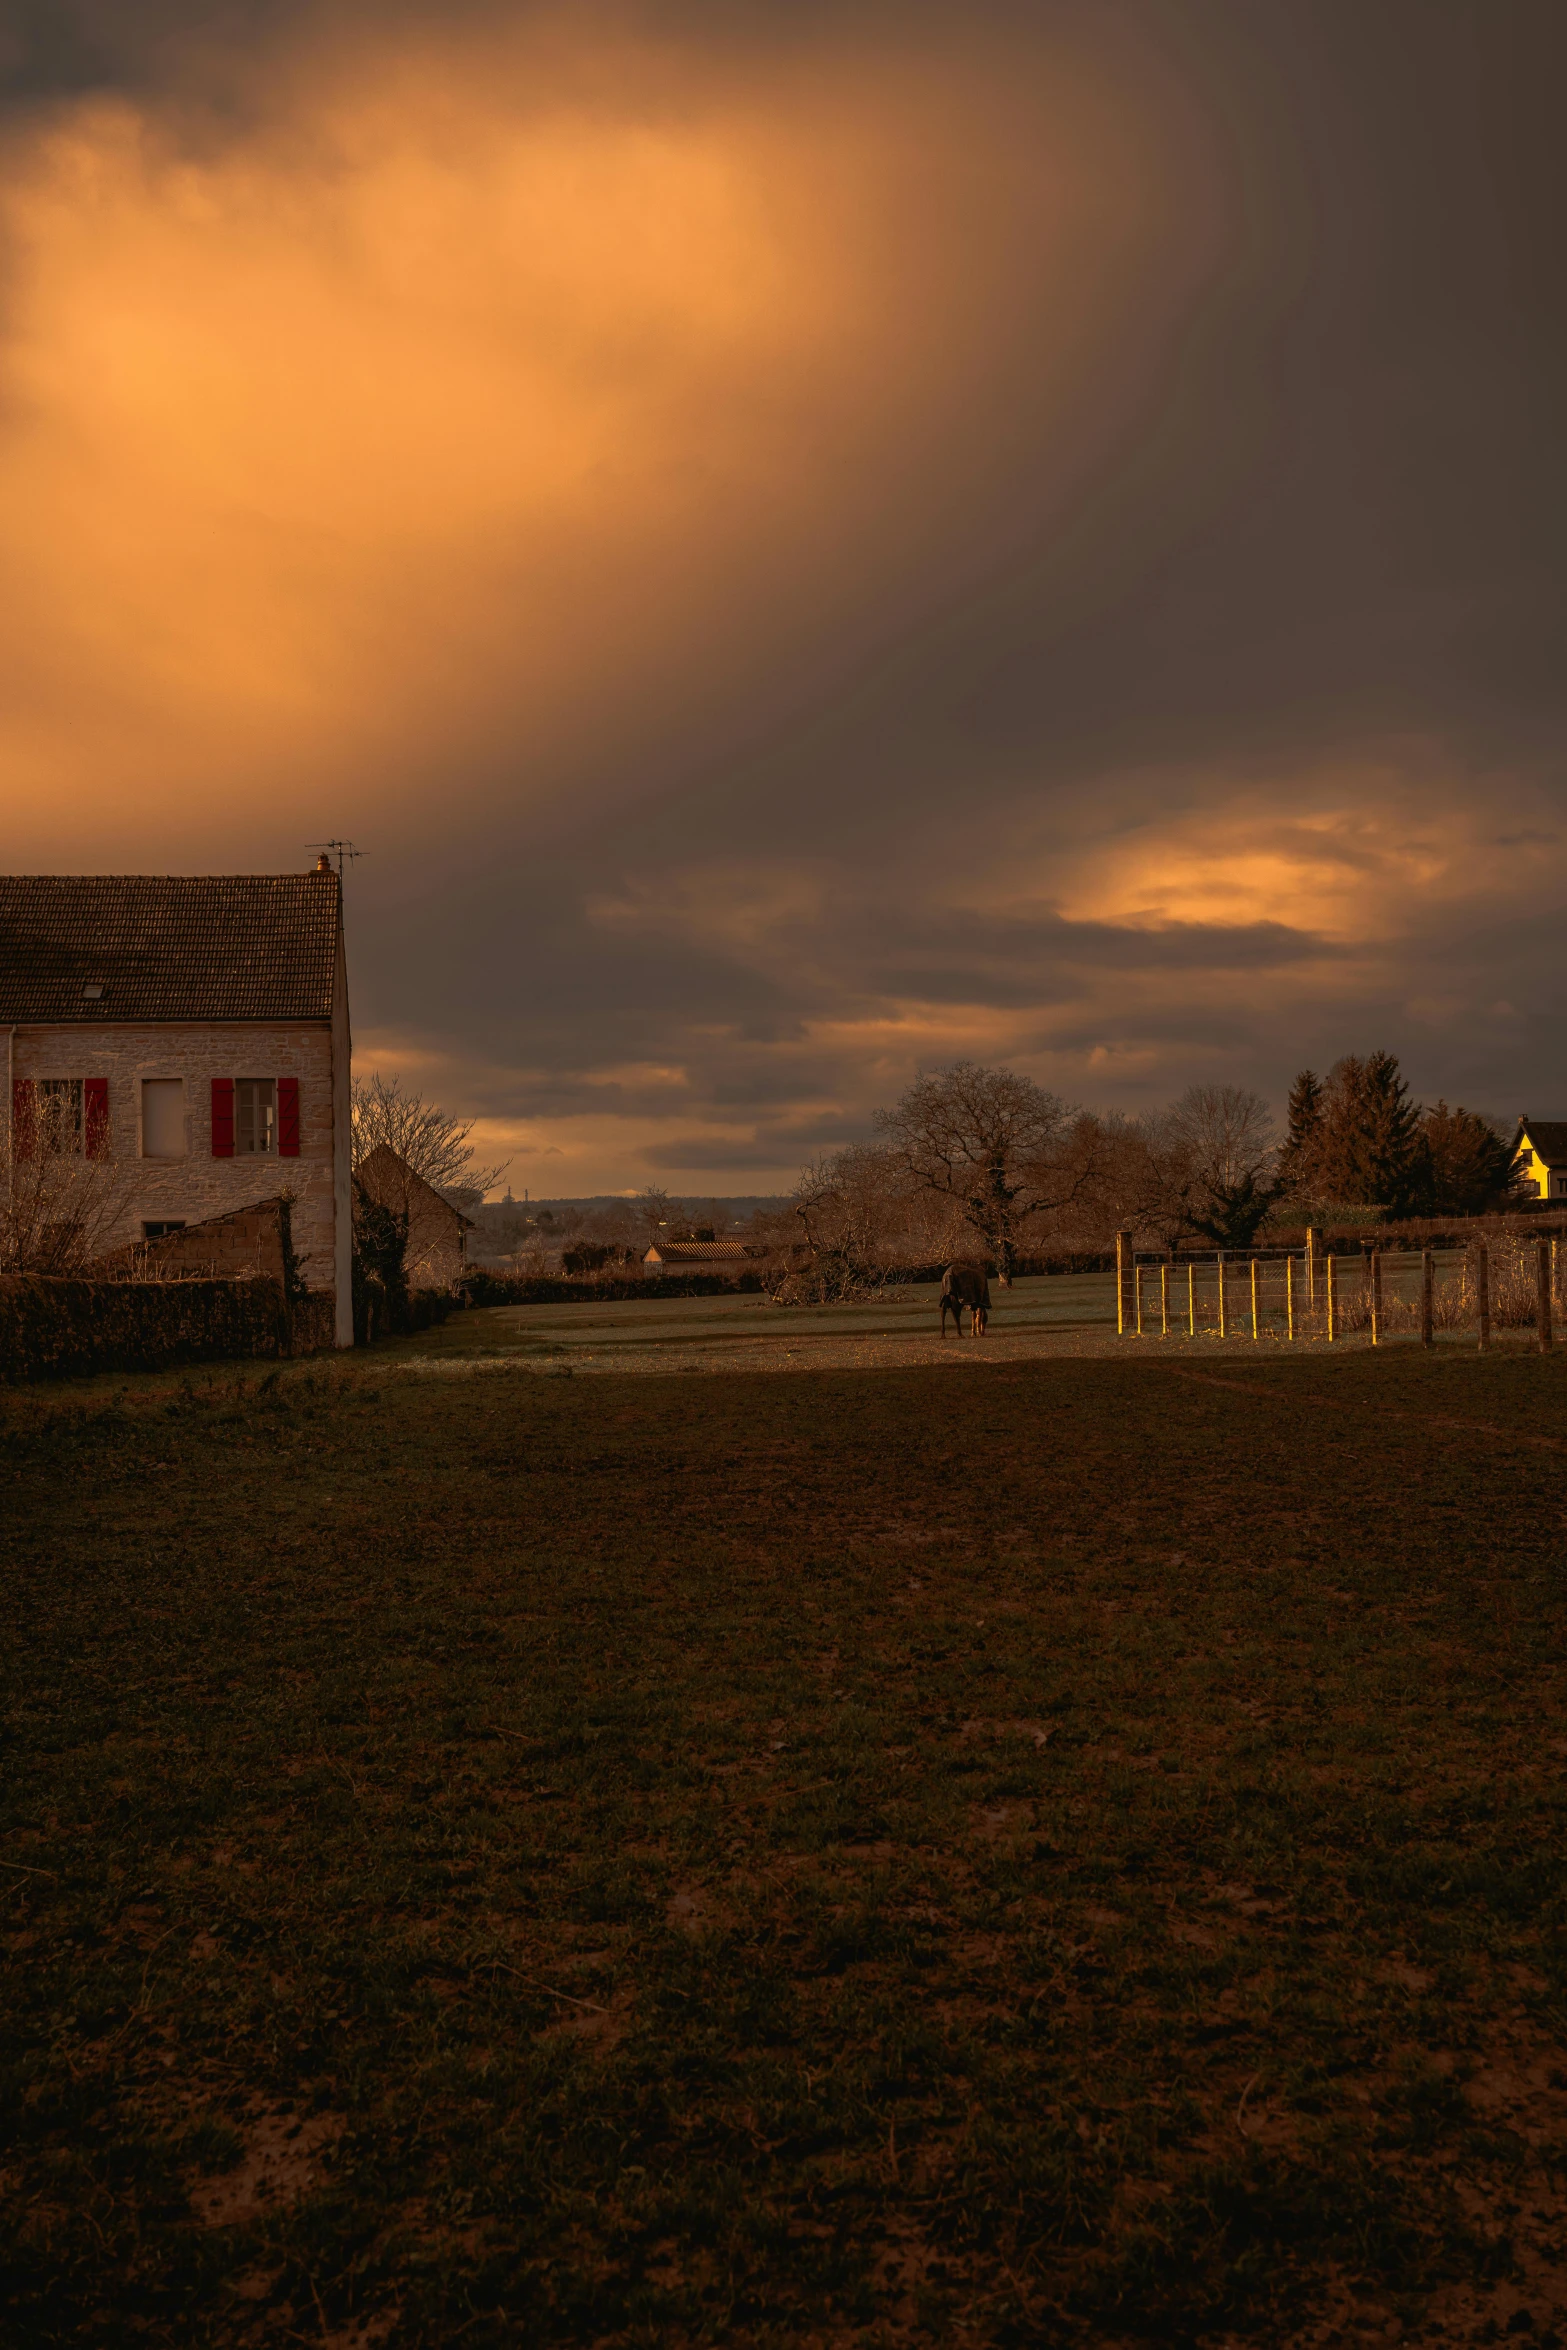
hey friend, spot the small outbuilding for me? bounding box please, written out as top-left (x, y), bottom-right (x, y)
top-left (642, 1238), bottom-right (751, 1278)
top-left (354, 1143), bottom-right (473, 1289)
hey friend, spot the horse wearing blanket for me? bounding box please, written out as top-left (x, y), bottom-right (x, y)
top-left (940, 1262), bottom-right (991, 1336)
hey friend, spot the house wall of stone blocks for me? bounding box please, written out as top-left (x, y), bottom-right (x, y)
top-left (8, 1020), bottom-right (339, 1291)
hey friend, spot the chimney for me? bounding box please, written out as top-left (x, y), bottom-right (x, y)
top-left (315, 852), bottom-right (333, 873)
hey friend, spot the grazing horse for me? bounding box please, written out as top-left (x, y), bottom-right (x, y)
top-left (940, 1262), bottom-right (991, 1335)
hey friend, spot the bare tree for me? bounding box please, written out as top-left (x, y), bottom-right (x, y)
top-left (351, 1073), bottom-right (508, 1200)
top-left (793, 1145), bottom-right (905, 1279)
top-left (1139, 1085), bottom-right (1279, 1248)
top-left (3, 1094), bottom-right (137, 1273)
top-left (875, 1062), bottom-right (1107, 1283)
top-left (633, 1187), bottom-right (677, 1240)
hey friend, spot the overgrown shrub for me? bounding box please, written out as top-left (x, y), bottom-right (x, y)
top-left (769, 1249), bottom-right (885, 1306)
top-left (352, 1185), bottom-right (410, 1335)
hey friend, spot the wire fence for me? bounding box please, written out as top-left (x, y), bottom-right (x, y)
top-left (1114, 1232), bottom-right (1564, 1351)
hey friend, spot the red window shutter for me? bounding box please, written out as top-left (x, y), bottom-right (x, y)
top-left (11, 1078), bottom-right (36, 1160)
top-left (277, 1076), bottom-right (300, 1157)
top-left (211, 1076), bottom-right (235, 1157)
top-left (84, 1077), bottom-right (110, 1158)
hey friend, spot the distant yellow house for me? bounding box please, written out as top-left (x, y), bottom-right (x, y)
top-left (1512, 1119), bottom-right (1567, 1200)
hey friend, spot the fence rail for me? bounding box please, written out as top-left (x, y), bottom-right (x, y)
top-left (1112, 1229), bottom-right (1561, 1353)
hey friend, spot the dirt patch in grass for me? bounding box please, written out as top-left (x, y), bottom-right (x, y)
top-left (3, 1347), bottom-right (1566, 2345)
top-left (186, 2100), bottom-right (343, 2229)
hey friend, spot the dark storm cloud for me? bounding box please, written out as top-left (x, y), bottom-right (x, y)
top-left (5, 1), bottom-right (1564, 1188)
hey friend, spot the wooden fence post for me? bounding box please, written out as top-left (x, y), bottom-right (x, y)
top-left (1160, 1261), bottom-right (1170, 1337)
top-left (1477, 1242), bottom-right (1490, 1352)
top-left (1537, 1239), bottom-right (1553, 1354)
top-left (1135, 1263), bottom-right (1145, 1336)
top-left (1187, 1261), bottom-right (1196, 1337)
top-left (1420, 1250), bottom-right (1434, 1348)
top-left (1218, 1255), bottom-right (1228, 1339)
top-left (1116, 1230), bottom-right (1132, 1336)
top-left (1306, 1226), bottom-right (1321, 1310)
top-left (1370, 1249), bottom-right (1382, 1347)
top-left (1250, 1258), bottom-right (1260, 1342)
top-left (1326, 1254), bottom-right (1336, 1342)
top-left (1286, 1254), bottom-right (1296, 1341)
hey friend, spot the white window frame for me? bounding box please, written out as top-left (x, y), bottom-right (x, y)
top-left (234, 1077), bottom-right (276, 1157)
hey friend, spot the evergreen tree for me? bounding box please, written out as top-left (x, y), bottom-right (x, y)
top-left (1278, 1068), bottom-right (1326, 1198)
top-left (1318, 1052), bottom-right (1423, 1212)
top-left (1418, 1102), bottom-right (1519, 1215)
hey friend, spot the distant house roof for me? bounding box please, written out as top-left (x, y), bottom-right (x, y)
top-left (0, 873), bottom-right (342, 1024)
top-left (355, 1143), bottom-right (475, 1231)
top-left (1516, 1119), bottom-right (1567, 1168)
top-left (643, 1239), bottom-right (751, 1264)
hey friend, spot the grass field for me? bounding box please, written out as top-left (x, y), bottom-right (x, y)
top-left (402, 1271), bottom-right (1121, 1374)
top-left (3, 1304), bottom-right (1566, 2346)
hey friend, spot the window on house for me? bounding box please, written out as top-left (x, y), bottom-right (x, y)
top-left (235, 1079), bottom-right (276, 1155)
top-left (38, 1078), bottom-right (83, 1152)
top-left (141, 1078), bottom-right (186, 1159)
top-left (143, 1220), bottom-right (187, 1239)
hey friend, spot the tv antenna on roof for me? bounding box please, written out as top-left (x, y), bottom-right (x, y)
top-left (309, 839), bottom-right (362, 878)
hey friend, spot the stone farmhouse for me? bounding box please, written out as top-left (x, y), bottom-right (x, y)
top-left (1, 866), bottom-right (354, 1347)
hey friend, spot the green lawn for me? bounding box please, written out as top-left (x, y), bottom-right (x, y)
top-left (3, 1340), bottom-right (1565, 2346)
top-left (407, 1271), bottom-right (1119, 1365)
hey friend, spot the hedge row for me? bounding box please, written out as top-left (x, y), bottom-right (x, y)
top-left (460, 1269), bottom-right (768, 1306)
top-left (880, 1255), bottom-right (1120, 1281)
top-left (355, 1277), bottom-right (462, 1343)
top-left (292, 1293), bottom-right (338, 1352)
top-left (0, 1273), bottom-right (312, 1384)
top-left (1256, 1214), bottom-right (1567, 1254)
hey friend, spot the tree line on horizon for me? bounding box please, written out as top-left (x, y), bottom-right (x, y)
top-left (775, 1054), bottom-right (1522, 1291)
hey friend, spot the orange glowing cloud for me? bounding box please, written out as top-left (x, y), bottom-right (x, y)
top-left (0, 9), bottom-right (1206, 864)
top-left (1004, 755), bottom-right (1567, 944)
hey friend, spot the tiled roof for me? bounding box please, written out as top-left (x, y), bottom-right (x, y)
top-left (1518, 1120), bottom-right (1567, 1168)
top-left (0, 874), bottom-right (341, 1023)
top-left (643, 1239), bottom-right (751, 1261)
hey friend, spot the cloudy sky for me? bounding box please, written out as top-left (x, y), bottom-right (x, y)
top-left (4, 0), bottom-right (1563, 1192)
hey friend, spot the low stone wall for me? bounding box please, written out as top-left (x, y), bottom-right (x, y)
top-left (0, 1274), bottom-right (333, 1383)
top-left (96, 1195), bottom-right (293, 1285)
